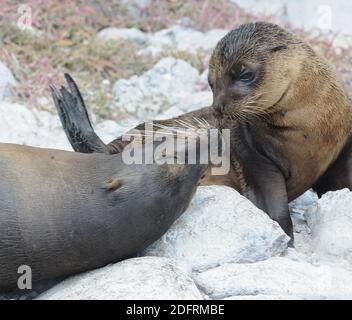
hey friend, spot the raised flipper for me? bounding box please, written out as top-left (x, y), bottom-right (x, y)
top-left (52, 75), bottom-right (219, 156)
top-left (313, 136), bottom-right (352, 197)
top-left (238, 123), bottom-right (293, 243)
top-left (50, 73), bottom-right (109, 153)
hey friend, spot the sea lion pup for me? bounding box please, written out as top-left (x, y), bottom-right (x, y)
top-left (0, 129), bottom-right (216, 293)
top-left (53, 22), bottom-right (352, 241)
top-left (208, 22), bottom-right (352, 237)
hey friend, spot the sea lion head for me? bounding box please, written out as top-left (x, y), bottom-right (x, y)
top-left (208, 22), bottom-right (314, 122)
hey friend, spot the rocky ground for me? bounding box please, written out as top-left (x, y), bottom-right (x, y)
top-left (1, 4), bottom-right (352, 300)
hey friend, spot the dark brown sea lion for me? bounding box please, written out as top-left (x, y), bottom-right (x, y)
top-left (0, 132), bottom-right (213, 292)
top-left (53, 22), bottom-right (352, 242)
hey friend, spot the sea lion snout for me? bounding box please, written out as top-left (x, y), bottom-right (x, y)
top-left (212, 92), bottom-right (226, 114)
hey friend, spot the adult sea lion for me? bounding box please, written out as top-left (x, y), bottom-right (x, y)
top-left (53, 22), bottom-right (352, 241)
top-left (0, 131), bottom-right (213, 292)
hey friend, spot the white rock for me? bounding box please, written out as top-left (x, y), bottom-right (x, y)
top-left (144, 186), bottom-right (289, 272)
top-left (0, 102), bottom-right (135, 152)
top-left (289, 190), bottom-right (318, 253)
top-left (234, 0), bottom-right (352, 50)
top-left (112, 57), bottom-right (211, 120)
top-left (199, 68), bottom-right (210, 86)
top-left (143, 26), bottom-right (227, 56)
top-left (282, 247), bottom-right (312, 263)
top-left (233, 0), bottom-right (286, 17)
top-left (96, 27), bottom-right (147, 45)
top-left (177, 91), bottom-right (212, 113)
top-left (203, 29), bottom-right (229, 50)
top-left (95, 120), bottom-right (128, 144)
top-left (37, 257), bottom-right (203, 300)
top-left (122, 0), bottom-right (151, 19)
top-left (154, 106), bottom-right (185, 120)
top-left (290, 190), bottom-right (319, 213)
top-left (305, 189), bottom-right (352, 264)
top-left (0, 61), bottom-right (17, 101)
top-left (0, 102), bottom-right (71, 150)
top-left (195, 257), bottom-right (352, 300)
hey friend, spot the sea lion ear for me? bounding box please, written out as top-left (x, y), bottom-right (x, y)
top-left (271, 44), bottom-right (288, 52)
top-left (102, 176), bottom-right (122, 191)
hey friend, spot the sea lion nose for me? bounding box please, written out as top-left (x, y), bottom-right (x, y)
top-left (212, 99), bottom-right (225, 114)
top-left (212, 92), bottom-right (226, 114)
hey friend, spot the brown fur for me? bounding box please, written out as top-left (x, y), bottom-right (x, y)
top-left (209, 22), bottom-right (352, 200)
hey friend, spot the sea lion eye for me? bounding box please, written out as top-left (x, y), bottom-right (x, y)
top-left (271, 44), bottom-right (288, 52)
top-left (239, 67), bottom-right (256, 83)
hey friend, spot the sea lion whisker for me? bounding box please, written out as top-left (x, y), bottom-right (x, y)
top-left (175, 119), bottom-right (197, 130)
top-left (194, 117), bottom-right (212, 129)
top-left (231, 110), bottom-right (248, 123)
top-left (192, 117), bottom-right (207, 129)
top-left (152, 123), bottom-right (181, 131)
top-left (201, 118), bottom-right (211, 129)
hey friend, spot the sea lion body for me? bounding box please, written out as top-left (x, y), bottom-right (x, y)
top-left (0, 142), bottom-right (208, 292)
top-left (206, 22), bottom-right (352, 236)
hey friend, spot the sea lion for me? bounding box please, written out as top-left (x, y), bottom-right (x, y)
top-left (53, 22), bottom-right (352, 242)
top-left (208, 22), bottom-right (352, 237)
top-left (0, 130), bottom-right (214, 293)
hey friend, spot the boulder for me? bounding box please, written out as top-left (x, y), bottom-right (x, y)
top-left (37, 257), bottom-right (203, 300)
top-left (0, 102), bottom-right (70, 150)
top-left (144, 186), bottom-right (289, 272)
top-left (96, 27), bottom-right (147, 45)
top-left (0, 61), bottom-right (17, 101)
top-left (112, 57), bottom-right (211, 120)
top-left (289, 190), bottom-right (318, 253)
top-left (95, 119), bottom-right (132, 144)
top-left (0, 102), bottom-right (132, 152)
top-left (195, 257), bottom-right (352, 300)
top-left (142, 26), bottom-right (228, 56)
top-left (305, 189), bottom-right (352, 264)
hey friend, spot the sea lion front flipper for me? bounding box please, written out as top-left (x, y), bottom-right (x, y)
top-left (246, 162), bottom-right (293, 245)
top-left (239, 123), bottom-right (294, 244)
top-left (50, 74), bottom-right (109, 154)
top-left (313, 136), bottom-right (352, 197)
top-left (235, 147), bottom-right (294, 244)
